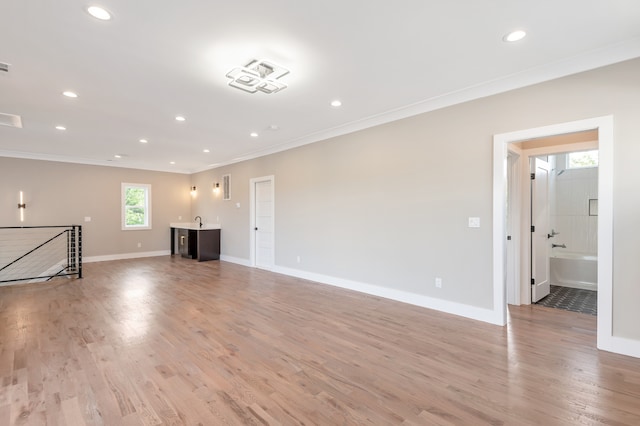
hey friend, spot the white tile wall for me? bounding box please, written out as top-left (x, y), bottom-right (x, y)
top-left (549, 154), bottom-right (598, 255)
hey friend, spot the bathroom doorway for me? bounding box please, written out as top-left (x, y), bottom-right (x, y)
top-left (510, 132), bottom-right (599, 316)
top-left (494, 115), bottom-right (615, 353)
top-left (533, 149), bottom-right (599, 316)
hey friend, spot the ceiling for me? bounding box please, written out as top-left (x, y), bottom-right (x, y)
top-left (1, 1), bottom-right (640, 174)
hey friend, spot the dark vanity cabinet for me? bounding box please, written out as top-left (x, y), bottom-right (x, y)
top-left (171, 227), bottom-right (220, 261)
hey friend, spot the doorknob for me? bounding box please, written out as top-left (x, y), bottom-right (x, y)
top-left (254, 227), bottom-right (258, 231)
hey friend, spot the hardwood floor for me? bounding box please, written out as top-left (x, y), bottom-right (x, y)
top-left (1, 256), bottom-right (639, 425)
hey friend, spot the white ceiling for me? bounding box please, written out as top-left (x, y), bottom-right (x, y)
top-left (1, 1), bottom-right (640, 174)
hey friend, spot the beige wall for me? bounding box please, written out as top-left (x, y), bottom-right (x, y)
top-left (192, 57), bottom-right (640, 341)
top-left (1, 58), bottom-right (638, 342)
top-left (0, 159), bottom-right (191, 257)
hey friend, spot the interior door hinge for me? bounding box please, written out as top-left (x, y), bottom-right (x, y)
top-left (531, 225), bottom-right (535, 232)
top-left (530, 173), bottom-right (535, 180)
top-left (531, 278), bottom-right (535, 285)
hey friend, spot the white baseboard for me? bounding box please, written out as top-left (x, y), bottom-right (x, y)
top-left (552, 281), bottom-right (597, 291)
top-left (219, 255), bottom-right (252, 267)
top-left (84, 250), bottom-right (171, 263)
top-left (599, 335), bottom-right (640, 359)
top-left (271, 265), bottom-right (503, 326)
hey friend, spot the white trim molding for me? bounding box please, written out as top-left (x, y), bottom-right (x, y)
top-left (220, 255), bottom-right (252, 267)
top-left (493, 116), bottom-right (635, 357)
top-left (84, 250), bottom-right (170, 263)
top-left (272, 265), bottom-right (503, 326)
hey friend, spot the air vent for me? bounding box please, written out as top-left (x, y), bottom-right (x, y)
top-left (222, 174), bottom-right (231, 200)
top-left (0, 113), bottom-right (23, 128)
top-left (0, 62), bottom-right (9, 73)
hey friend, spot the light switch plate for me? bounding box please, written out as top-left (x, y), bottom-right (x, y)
top-left (468, 217), bottom-right (480, 228)
top-left (84, 216), bottom-right (91, 222)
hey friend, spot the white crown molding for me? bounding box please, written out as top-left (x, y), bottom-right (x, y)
top-left (194, 36), bottom-right (640, 173)
top-left (3, 36), bottom-right (640, 175)
top-left (0, 150), bottom-right (191, 174)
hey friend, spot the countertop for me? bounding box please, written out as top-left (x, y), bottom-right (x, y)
top-left (170, 223), bottom-right (221, 230)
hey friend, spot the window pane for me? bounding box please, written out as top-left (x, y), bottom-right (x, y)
top-left (126, 206), bottom-right (146, 226)
top-left (568, 150), bottom-right (598, 168)
top-left (122, 183), bottom-right (151, 229)
top-left (126, 188), bottom-right (146, 207)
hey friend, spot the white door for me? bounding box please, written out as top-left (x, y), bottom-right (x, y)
top-left (531, 158), bottom-right (551, 302)
top-left (251, 176), bottom-right (274, 269)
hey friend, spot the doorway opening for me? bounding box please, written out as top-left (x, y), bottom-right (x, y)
top-left (532, 149), bottom-right (599, 316)
top-left (493, 116), bottom-right (613, 352)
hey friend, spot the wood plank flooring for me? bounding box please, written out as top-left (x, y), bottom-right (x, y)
top-left (1, 256), bottom-right (639, 425)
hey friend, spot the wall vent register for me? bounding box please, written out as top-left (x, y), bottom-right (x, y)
top-left (0, 112), bottom-right (22, 128)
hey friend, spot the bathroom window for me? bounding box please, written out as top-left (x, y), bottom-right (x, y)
top-left (122, 183), bottom-right (152, 230)
top-left (567, 150), bottom-right (598, 169)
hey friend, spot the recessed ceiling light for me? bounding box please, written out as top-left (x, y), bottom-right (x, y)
top-left (331, 100), bottom-right (342, 107)
top-left (170, 161), bottom-right (176, 165)
top-left (114, 154), bottom-right (122, 159)
top-left (250, 132), bottom-right (259, 137)
top-left (87, 6), bottom-right (112, 21)
top-left (268, 124), bottom-right (279, 131)
top-left (62, 91), bottom-right (78, 98)
top-left (203, 149), bottom-right (210, 153)
top-left (503, 30), bottom-right (527, 42)
top-left (139, 139), bottom-right (148, 143)
top-left (175, 116), bottom-right (186, 122)
top-left (55, 125), bottom-right (66, 130)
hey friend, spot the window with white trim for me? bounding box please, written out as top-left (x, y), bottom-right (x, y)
top-left (122, 183), bottom-right (152, 230)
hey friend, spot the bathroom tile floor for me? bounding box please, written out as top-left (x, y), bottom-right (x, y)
top-left (536, 285), bottom-right (597, 315)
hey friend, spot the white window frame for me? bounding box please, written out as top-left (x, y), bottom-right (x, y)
top-left (121, 183), bottom-right (152, 230)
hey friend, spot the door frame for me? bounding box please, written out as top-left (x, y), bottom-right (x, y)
top-left (493, 116), bottom-right (613, 352)
top-left (249, 175), bottom-right (275, 269)
top-left (505, 151), bottom-right (521, 305)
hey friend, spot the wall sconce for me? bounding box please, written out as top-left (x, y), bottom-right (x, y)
top-left (213, 182), bottom-right (220, 194)
top-left (18, 191), bottom-right (26, 222)
top-left (190, 186), bottom-right (197, 196)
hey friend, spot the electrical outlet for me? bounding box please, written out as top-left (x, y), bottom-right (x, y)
top-left (137, 242), bottom-right (142, 248)
top-left (468, 217), bottom-right (480, 228)
top-left (296, 256), bottom-right (301, 263)
top-left (435, 277), bottom-right (442, 288)
top-left (178, 215), bottom-right (182, 220)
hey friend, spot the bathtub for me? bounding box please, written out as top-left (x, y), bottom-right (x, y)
top-left (550, 252), bottom-right (597, 291)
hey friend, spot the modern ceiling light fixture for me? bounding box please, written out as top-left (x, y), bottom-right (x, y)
top-left (331, 100), bottom-right (342, 107)
top-left (139, 139), bottom-right (148, 143)
top-left (55, 125), bottom-right (66, 130)
top-left (87, 6), bottom-right (112, 21)
top-left (250, 132), bottom-right (259, 138)
top-left (62, 91), bottom-right (78, 98)
top-left (503, 30), bottom-right (527, 42)
top-left (226, 59), bottom-right (289, 94)
top-left (175, 115), bottom-right (186, 122)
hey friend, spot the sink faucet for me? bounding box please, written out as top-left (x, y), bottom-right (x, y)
top-left (194, 216), bottom-right (202, 228)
